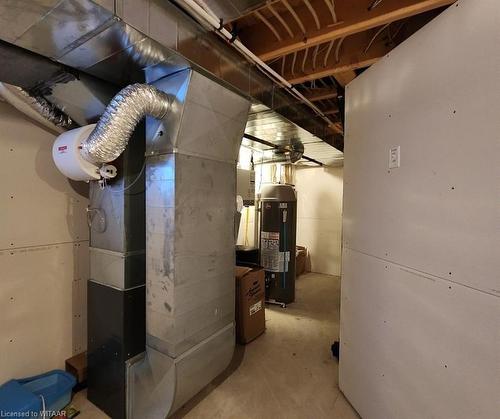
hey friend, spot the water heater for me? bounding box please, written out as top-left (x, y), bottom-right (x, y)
top-left (260, 184), bottom-right (297, 305)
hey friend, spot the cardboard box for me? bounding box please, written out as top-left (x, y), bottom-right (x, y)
top-left (296, 245), bottom-right (308, 277)
top-left (65, 351), bottom-right (87, 384)
top-left (235, 266), bottom-right (265, 344)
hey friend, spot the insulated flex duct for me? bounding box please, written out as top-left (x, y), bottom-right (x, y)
top-left (82, 84), bottom-right (170, 164)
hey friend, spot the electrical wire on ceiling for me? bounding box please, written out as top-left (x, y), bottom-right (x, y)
top-left (302, 48), bottom-right (309, 73)
top-left (291, 51), bottom-right (297, 75)
top-left (323, 39), bottom-right (335, 67)
top-left (324, 0), bottom-right (338, 23)
top-left (388, 20), bottom-right (406, 43)
top-left (335, 36), bottom-right (345, 63)
top-left (364, 23), bottom-right (390, 53)
top-left (368, 0), bottom-right (384, 11)
top-left (312, 44), bottom-right (320, 70)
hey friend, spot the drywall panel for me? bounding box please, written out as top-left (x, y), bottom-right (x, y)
top-left (343, 0), bottom-right (500, 296)
top-left (341, 1), bottom-right (500, 418)
top-left (0, 103), bottom-right (88, 250)
top-left (295, 166), bottom-right (343, 276)
top-left (0, 242), bottom-right (88, 383)
top-left (340, 248), bottom-right (499, 419)
top-left (0, 103), bottom-right (89, 383)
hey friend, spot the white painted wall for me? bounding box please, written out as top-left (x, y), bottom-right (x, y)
top-left (341, 1), bottom-right (500, 418)
top-left (0, 102), bottom-right (88, 383)
top-left (295, 166), bottom-right (343, 276)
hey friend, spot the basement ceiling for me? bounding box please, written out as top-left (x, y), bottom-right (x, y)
top-left (0, 0), bottom-right (455, 165)
top-left (223, 0), bottom-right (456, 135)
top-left (245, 103), bottom-right (344, 166)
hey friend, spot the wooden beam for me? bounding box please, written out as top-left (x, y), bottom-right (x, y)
top-left (288, 57), bottom-right (378, 84)
top-left (329, 122), bottom-right (343, 134)
top-left (283, 8), bottom-right (442, 84)
top-left (254, 0), bottom-right (455, 61)
top-left (334, 71), bottom-right (357, 87)
top-left (304, 87), bottom-right (338, 102)
top-left (323, 108), bottom-right (340, 115)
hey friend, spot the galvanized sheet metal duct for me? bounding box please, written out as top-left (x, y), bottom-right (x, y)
top-left (81, 83), bottom-right (170, 164)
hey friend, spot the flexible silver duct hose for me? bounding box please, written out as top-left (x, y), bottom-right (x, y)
top-left (81, 83), bottom-right (170, 164)
top-left (0, 83), bottom-right (73, 132)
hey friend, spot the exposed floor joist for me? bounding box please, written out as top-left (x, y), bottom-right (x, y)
top-left (282, 30), bottom-right (388, 84)
top-left (303, 87), bottom-right (338, 101)
top-left (333, 71), bottom-right (356, 87)
top-left (225, 0), bottom-right (455, 145)
top-left (237, 0), bottom-right (455, 61)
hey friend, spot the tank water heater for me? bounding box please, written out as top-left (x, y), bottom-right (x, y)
top-left (260, 184), bottom-right (297, 305)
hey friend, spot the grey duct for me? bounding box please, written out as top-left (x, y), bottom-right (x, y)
top-left (81, 84), bottom-right (170, 164)
top-left (257, 150), bottom-right (304, 165)
top-left (0, 82), bottom-right (73, 133)
top-left (256, 142), bottom-right (304, 165)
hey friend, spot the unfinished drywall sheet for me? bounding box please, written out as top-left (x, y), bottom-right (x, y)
top-left (0, 102), bottom-right (88, 384)
top-left (295, 166), bottom-right (343, 276)
top-left (341, 1), bottom-right (500, 418)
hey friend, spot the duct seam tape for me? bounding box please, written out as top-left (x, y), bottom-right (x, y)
top-left (52, 124), bottom-right (100, 181)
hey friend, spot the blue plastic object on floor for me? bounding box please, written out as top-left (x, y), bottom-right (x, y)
top-left (0, 369), bottom-right (76, 417)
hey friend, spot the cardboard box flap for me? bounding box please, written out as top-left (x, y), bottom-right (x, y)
top-left (235, 266), bottom-right (252, 279)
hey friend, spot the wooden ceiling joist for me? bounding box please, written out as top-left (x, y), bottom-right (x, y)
top-left (323, 108), bottom-right (340, 116)
top-left (283, 7), bottom-right (445, 84)
top-left (252, 0), bottom-right (455, 61)
top-left (282, 31), bottom-right (388, 84)
top-left (303, 87), bottom-right (338, 102)
top-left (333, 70), bottom-right (356, 87)
top-left (227, 1), bottom-right (453, 141)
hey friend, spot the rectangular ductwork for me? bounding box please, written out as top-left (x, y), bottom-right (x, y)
top-left (127, 68), bottom-right (249, 417)
top-left (0, 0), bottom-right (343, 156)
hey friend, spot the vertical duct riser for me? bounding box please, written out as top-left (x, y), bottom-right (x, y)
top-left (87, 129), bottom-right (146, 419)
top-left (127, 69), bottom-right (250, 418)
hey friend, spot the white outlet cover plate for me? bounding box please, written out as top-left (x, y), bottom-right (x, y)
top-left (389, 146), bottom-right (400, 169)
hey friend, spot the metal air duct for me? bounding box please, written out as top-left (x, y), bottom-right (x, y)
top-left (52, 68), bottom-right (250, 418)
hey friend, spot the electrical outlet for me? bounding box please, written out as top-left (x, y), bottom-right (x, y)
top-left (389, 146), bottom-right (400, 169)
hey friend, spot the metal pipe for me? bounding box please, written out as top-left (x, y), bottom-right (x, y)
top-left (81, 83), bottom-right (170, 164)
top-left (242, 133), bottom-right (323, 165)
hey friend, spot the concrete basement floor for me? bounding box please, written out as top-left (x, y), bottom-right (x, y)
top-left (73, 273), bottom-right (359, 419)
